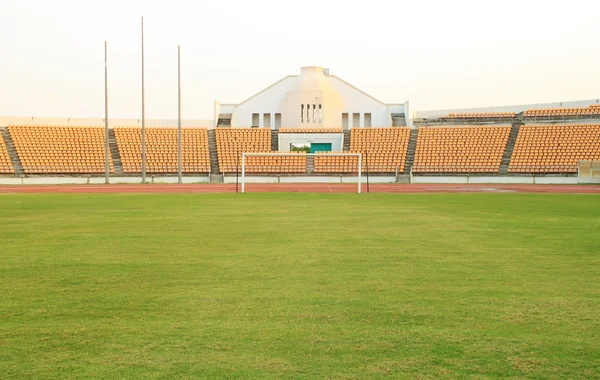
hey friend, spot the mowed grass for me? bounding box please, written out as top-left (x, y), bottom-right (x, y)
top-left (0, 193), bottom-right (599, 379)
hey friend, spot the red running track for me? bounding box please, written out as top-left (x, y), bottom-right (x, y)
top-left (0, 183), bottom-right (599, 194)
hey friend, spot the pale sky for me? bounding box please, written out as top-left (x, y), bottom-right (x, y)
top-left (1, 0), bottom-right (599, 119)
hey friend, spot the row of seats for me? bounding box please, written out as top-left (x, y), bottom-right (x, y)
top-left (314, 153), bottom-right (359, 174)
top-left (215, 128), bottom-right (272, 172)
top-left (9, 126), bottom-right (113, 174)
top-left (413, 126), bottom-right (510, 173)
top-left (509, 125), bottom-right (600, 173)
top-left (349, 128), bottom-right (411, 172)
top-left (523, 105), bottom-right (600, 117)
top-left (244, 153), bottom-right (306, 174)
top-left (0, 137), bottom-right (14, 174)
top-left (279, 127), bottom-right (343, 134)
top-left (3, 125), bottom-right (598, 176)
top-left (114, 127), bottom-right (210, 174)
top-left (442, 112), bottom-right (515, 119)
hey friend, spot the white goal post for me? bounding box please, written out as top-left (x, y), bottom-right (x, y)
top-left (241, 152), bottom-right (363, 193)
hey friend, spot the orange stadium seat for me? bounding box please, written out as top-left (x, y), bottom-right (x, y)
top-left (442, 112), bottom-right (515, 120)
top-left (114, 127), bottom-right (210, 174)
top-left (313, 127), bottom-right (410, 173)
top-left (523, 105), bottom-right (600, 119)
top-left (215, 128), bottom-right (299, 174)
top-left (314, 152), bottom-right (360, 174)
top-left (412, 126), bottom-right (510, 173)
top-left (8, 125), bottom-right (113, 174)
top-left (243, 152), bottom-right (306, 174)
top-left (0, 136), bottom-right (14, 174)
top-left (508, 124), bottom-right (600, 174)
top-left (278, 127), bottom-right (343, 134)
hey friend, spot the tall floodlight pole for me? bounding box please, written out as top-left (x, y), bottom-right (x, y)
top-left (177, 45), bottom-right (182, 183)
top-left (141, 17), bottom-right (146, 183)
top-left (104, 42), bottom-right (110, 184)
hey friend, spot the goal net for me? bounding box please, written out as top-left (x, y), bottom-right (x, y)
top-left (241, 152), bottom-right (363, 193)
top-left (578, 160), bottom-right (600, 184)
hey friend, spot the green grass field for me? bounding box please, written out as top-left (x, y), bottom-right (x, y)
top-left (1, 193), bottom-right (599, 379)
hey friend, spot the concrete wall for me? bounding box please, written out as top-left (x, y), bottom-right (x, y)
top-left (0, 116), bottom-right (214, 128)
top-left (278, 133), bottom-right (344, 152)
top-left (415, 98), bottom-right (600, 119)
top-left (0, 176), bottom-right (209, 185)
top-left (412, 176), bottom-right (580, 184)
top-left (224, 175), bottom-right (396, 184)
top-left (0, 175), bottom-right (584, 186)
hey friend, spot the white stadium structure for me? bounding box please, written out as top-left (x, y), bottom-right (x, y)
top-left (0, 66), bottom-right (599, 186)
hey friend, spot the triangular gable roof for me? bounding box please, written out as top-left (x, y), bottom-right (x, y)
top-left (233, 75), bottom-right (297, 108)
top-left (329, 75), bottom-right (389, 106)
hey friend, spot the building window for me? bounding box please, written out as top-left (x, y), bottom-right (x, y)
top-left (275, 113), bottom-right (281, 129)
top-left (342, 113), bottom-right (349, 129)
top-left (312, 104), bottom-right (316, 123)
top-left (353, 113), bottom-right (360, 128)
top-left (252, 113), bottom-right (259, 127)
top-left (319, 105), bottom-right (323, 123)
top-left (364, 113), bottom-right (371, 127)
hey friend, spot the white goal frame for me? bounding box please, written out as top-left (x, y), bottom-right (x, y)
top-left (241, 152), bottom-right (363, 193)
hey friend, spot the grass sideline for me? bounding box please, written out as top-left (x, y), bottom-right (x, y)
top-left (0, 193), bottom-right (598, 378)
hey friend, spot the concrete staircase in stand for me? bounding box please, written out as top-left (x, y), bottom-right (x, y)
top-left (499, 122), bottom-right (522, 174)
top-left (392, 113), bottom-right (407, 127)
top-left (271, 130), bottom-right (279, 151)
top-left (1, 127), bottom-right (24, 175)
top-left (216, 114), bottom-right (231, 128)
top-left (343, 130), bottom-right (351, 151)
top-left (107, 129), bottom-right (124, 175)
top-left (306, 155), bottom-right (315, 174)
top-left (403, 128), bottom-right (418, 175)
top-left (207, 130), bottom-right (221, 182)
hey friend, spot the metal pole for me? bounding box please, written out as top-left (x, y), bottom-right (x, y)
top-left (236, 150), bottom-right (239, 193)
top-left (357, 154), bottom-right (362, 194)
top-left (141, 17), bottom-right (146, 183)
top-left (241, 154), bottom-right (245, 193)
top-left (104, 42), bottom-right (109, 184)
top-left (366, 151), bottom-right (370, 193)
top-left (177, 45), bottom-right (182, 184)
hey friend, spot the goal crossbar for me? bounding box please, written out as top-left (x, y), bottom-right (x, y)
top-left (241, 152), bottom-right (363, 193)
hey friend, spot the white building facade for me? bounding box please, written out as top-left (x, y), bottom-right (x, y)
top-left (215, 66), bottom-right (409, 130)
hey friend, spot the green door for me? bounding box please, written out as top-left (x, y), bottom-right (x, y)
top-left (310, 143), bottom-right (332, 153)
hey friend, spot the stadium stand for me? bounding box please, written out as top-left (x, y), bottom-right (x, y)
top-left (244, 152), bottom-right (306, 174)
top-left (8, 125), bottom-right (113, 174)
top-left (0, 136), bottom-right (14, 174)
top-left (347, 128), bottom-right (411, 173)
top-left (508, 124), bottom-right (600, 173)
top-left (441, 112), bottom-right (515, 120)
top-left (314, 152), bottom-right (359, 173)
top-left (215, 128), bottom-right (271, 173)
top-left (279, 127), bottom-right (343, 133)
top-left (523, 105), bottom-right (600, 119)
top-left (413, 126), bottom-right (511, 173)
top-left (114, 127), bottom-right (210, 174)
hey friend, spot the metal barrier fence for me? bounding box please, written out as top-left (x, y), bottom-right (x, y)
top-left (578, 161), bottom-right (600, 183)
top-left (412, 164), bottom-right (578, 175)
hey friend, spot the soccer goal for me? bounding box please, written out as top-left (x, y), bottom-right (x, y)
top-left (240, 152), bottom-right (363, 193)
top-left (578, 160), bottom-right (600, 184)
